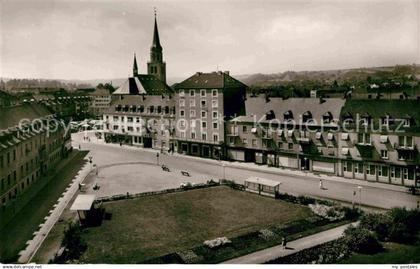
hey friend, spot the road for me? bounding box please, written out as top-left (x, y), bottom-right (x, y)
top-left (73, 132), bottom-right (419, 209)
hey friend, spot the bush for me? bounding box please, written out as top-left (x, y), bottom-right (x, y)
top-left (359, 213), bottom-right (392, 241)
top-left (360, 208), bottom-right (420, 244)
top-left (308, 204), bottom-right (345, 221)
top-left (343, 225), bottom-right (383, 254)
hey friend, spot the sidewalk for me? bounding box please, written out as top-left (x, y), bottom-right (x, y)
top-left (74, 131), bottom-right (408, 194)
top-left (222, 222), bottom-right (356, 264)
top-left (18, 159), bottom-right (92, 263)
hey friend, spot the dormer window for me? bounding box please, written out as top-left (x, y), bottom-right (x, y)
top-left (323, 112), bottom-right (333, 124)
top-left (360, 113), bottom-right (371, 126)
top-left (284, 110), bottom-right (293, 121)
top-left (149, 106), bottom-right (154, 114)
top-left (302, 111), bottom-right (312, 123)
top-left (137, 105), bottom-right (144, 113)
top-left (342, 112), bottom-right (353, 124)
top-left (124, 105), bottom-right (129, 112)
top-left (266, 110), bottom-right (275, 121)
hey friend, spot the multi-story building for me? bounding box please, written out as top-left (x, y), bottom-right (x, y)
top-left (89, 86), bottom-right (112, 117)
top-left (0, 102), bottom-right (71, 227)
top-left (103, 76), bottom-right (175, 150)
top-left (337, 99), bottom-right (419, 187)
top-left (173, 71), bottom-right (247, 159)
top-left (225, 95), bottom-right (420, 187)
top-left (226, 96), bottom-right (345, 172)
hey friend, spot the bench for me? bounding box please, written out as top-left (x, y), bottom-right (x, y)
top-left (181, 171), bottom-right (190, 177)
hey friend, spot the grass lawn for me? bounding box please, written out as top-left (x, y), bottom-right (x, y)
top-left (341, 242), bottom-right (420, 264)
top-left (0, 151), bottom-right (88, 262)
top-left (80, 186), bottom-right (312, 263)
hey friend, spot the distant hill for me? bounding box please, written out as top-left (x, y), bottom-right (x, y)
top-left (237, 64), bottom-right (420, 87)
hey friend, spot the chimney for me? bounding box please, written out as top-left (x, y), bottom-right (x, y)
top-left (224, 71), bottom-right (230, 75)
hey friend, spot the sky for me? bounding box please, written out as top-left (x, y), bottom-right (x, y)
top-left (0, 0), bottom-right (419, 80)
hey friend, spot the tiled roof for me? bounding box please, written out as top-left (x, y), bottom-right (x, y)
top-left (0, 103), bottom-right (52, 130)
top-left (175, 71), bottom-right (247, 89)
top-left (113, 75), bottom-right (173, 95)
top-left (240, 95), bottom-right (345, 124)
top-left (341, 99), bottom-right (420, 124)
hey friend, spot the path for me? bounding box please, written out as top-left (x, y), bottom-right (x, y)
top-left (223, 222), bottom-right (356, 264)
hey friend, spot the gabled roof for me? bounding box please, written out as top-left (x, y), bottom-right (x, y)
top-left (175, 71), bottom-right (247, 89)
top-left (113, 75), bottom-right (173, 95)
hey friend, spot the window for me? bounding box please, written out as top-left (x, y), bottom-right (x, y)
top-left (189, 99), bottom-right (196, 107)
top-left (380, 150), bottom-right (388, 159)
top-left (288, 143), bottom-right (293, 150)
top-left (399, 136), bottom-right (413, 148)
top-left (202, 132), bottom-right (207, 140)
top-left (212, 100), bottom-right (218, 108)
top-left (179, 99), bottom-right (185, 107)
top-left (403, 118), bottom-right (411, 127)
top-left (277, 141), bottom-right (282, 148)
top-left (201, 111), bottom-right (207, 118)
top-left (212, 111), bottom-right (218, 118)
top-left (179, 89), bottom-right (185, 96)
top-left (252, 139), bottom-right (257, 147)
top-left (243, 126), bottom-right (248, 133)
top-left (201, 121), bottom-right (207, 129)
top-left (179, 120), bottom-right (186, 128)
top-left (378, 166), bottom-right (388, 177)
top-left (343, 161), bottom-right (352, 172)
top-left (212, 89), bottom-right (218, 97)
top-left (180, 110), bottom-right (185, 117)
top-left (201, 89), bottom-right (206, 97)
top-left (229, 137), bottom-right (235, 144)
top-left (190, 120), bottom-right (196, 128)
top-left (201, 100), bottom-right (206, 107)
top-left (213, 122), bottom-right (218, 129)
top-left (189, 90), bottom-right (195, 97)
top-left (190, 110), bottom-right (196, 117)
top-left (213, 133), bottom-right (219, 142)
top-left (191, 132), bottom-right (196, 139)
top-left (180, 131), bottom-right (186, 138)
top-left (358, 133), bottom-right (371, 144)
top-left (354, 163), bottom-right (363, 174)
top-left (243, 138), bottom-right (248, 144)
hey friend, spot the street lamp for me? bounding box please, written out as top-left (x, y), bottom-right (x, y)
top-left (156, 152), bottom-right (160, 166)
top-left (357, 186), bottom-right (363, 208)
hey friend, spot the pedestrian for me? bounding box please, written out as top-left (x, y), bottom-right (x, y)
top-left (282, 236), bottom-right (287, 249)
top-left (78, 144), bottom-right (81, 150)
top-left (319, 179), bottom-right (323, 190)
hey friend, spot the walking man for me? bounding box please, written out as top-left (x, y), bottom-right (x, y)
top-left (319, 179), bottom-right (323, 190)
top-left (282, 236), bottom-right (287, 249)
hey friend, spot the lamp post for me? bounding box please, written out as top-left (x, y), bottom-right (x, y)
top-left (156, 152), bottom-right (160, 166)
top-left (357, 186), bottom-right (363, 208)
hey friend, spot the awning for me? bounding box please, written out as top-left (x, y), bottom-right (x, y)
top-left (380, 135), bottom-right (388, 143)
top-left (251, 127), bottom-right (257, 134)
top-left (287, 130), bottom-right (294, 137)
top-left (341, 133), bottom-right (349, 141)
top-left (342, 148), bottom-right (349, 155)
top-left (70, 194), bottom-right (96, 211)
top-left (277, 129), bottom-right (283, 136)
top-left (315, 132), bottom-right (322, 139)
top-left (327, 133), bottom-right (334, 140)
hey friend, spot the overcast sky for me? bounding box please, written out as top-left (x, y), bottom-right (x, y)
top-left (0, 0), bottom-right (419, 80)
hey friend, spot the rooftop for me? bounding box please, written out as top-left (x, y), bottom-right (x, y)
top-left (175, 71), bottom-right (247, 89)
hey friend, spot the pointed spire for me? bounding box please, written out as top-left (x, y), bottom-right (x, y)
top-left (133, 53), bottom-right (138, 76)
top-left (152, 7), bottom-right (162, 50)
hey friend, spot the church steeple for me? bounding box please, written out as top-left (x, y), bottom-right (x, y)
top-left (148, 8), bottom-right (166, 83)
top-left (152, 11), bottom-right (162, 50)
top-left (133, 53), bottom-right (138, 76)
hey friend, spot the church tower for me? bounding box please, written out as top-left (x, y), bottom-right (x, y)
top-left (133, 53), bottom-right (138, 76)
top-left (147, 10), bottom-right (166, 83)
